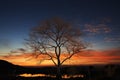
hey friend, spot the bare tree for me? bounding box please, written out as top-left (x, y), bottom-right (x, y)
top-left (25, 18), bottom-right (87, 79)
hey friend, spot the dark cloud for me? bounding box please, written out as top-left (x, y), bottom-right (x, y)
top-left (95, 17), bottom-right (112, 24)
top-left (77, 49), bottom-right (96, 57)
top-left (10, 48), bottom-right (27, 54)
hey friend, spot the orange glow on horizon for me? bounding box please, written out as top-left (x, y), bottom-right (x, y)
top-left (0, 49), bottom-right (120, 66)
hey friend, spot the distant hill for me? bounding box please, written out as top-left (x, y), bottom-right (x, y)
top-left (0, 60), bottom-right (24, 75)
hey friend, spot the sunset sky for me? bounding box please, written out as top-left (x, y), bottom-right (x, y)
top-left (0, 0), bottom-right (120, 66)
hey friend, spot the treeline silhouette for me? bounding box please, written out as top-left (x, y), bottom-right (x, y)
top-left (0, 60), bottom-right (120, 80)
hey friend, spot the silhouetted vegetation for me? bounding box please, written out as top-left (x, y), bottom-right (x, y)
top-left (0, 60), bottom-right (120, 80)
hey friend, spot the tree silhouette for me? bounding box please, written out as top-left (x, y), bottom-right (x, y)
top-left (25, 17), bottom-right (87, 80)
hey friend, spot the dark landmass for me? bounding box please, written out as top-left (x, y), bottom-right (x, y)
top-left (0, 60), bottom-right (120, 80)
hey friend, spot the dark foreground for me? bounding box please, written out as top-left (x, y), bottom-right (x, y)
top-left (0, 60), bottom-right (120, 80)
top-left (0, 76), bottom-right (84, 80)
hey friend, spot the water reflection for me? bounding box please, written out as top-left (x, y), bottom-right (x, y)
top-left (62, 74), bottom-right (84, 78)
top-left (19, 73), bottom-right (84, 78)
top-left (19, 73), bottom-right (56, 78)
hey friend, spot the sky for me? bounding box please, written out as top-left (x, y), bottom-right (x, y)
top-left (0, 0), bottom-right (120, 65)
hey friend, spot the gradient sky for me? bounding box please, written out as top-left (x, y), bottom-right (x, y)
top-left (0, 0), bottom-right (120, 65)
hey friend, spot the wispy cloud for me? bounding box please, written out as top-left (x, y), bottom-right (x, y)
top-left (83, 23), bottom-right (111, 35)
top-left (104, 37), bottom-right (120, 42)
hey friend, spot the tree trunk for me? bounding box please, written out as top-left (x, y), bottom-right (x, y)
top-left (56, 66), bottom-right (62, 80)
top-left (56, 58), bottom-right (62, 80)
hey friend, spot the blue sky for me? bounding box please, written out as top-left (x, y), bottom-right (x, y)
top-left (0, 0), bottom-right (120, 54)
